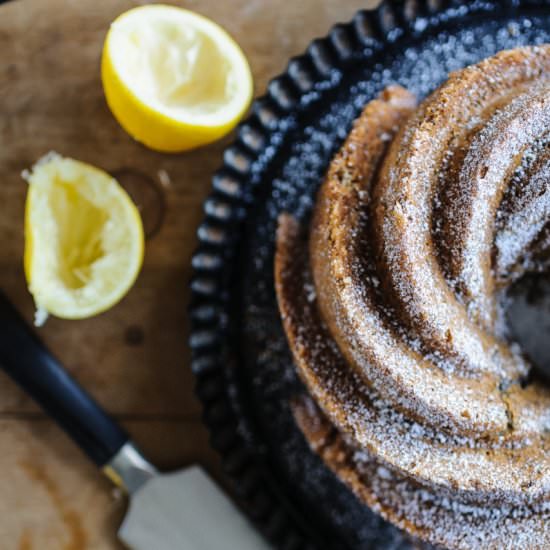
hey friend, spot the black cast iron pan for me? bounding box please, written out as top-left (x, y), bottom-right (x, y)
top-left (190, 1), bottom-right (550, 548)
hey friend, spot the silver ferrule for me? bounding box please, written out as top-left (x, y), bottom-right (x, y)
top-left (103, 442), bottom-right (157, 494)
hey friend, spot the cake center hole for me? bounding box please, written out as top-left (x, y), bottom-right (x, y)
top-left (507, 273), bottom-right (550, 383)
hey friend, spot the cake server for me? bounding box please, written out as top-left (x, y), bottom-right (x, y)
top-left (0, 291), bottom-right (271, 550)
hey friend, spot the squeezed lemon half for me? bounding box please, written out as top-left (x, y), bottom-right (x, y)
top-left (24, 153), bottom-right (144, 323)
top-left (101, 4), bottom-right (253, 152)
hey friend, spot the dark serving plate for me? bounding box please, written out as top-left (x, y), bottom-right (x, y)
top-left (189, 1), bottom-right (550, 548)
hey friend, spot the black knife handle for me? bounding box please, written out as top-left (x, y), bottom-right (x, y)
top-left (0, 291), bottom-right (128, 466)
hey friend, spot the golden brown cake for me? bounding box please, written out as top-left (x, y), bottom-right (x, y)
top-left (274, 46), bottom-right (550, 549)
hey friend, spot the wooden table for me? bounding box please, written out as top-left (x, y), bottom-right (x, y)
top-left (0, 1), bottom-right (375, 548)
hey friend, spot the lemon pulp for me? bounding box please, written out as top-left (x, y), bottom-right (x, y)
top-left (50, 179), bottom-right (107, 289)
top-left (114, 17), bottom-right (234, 119)
top-left (24, 154), bottom-right (144, 321)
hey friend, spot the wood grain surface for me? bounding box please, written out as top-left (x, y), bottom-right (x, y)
top-left (0, 0), bottom-right (376, 548)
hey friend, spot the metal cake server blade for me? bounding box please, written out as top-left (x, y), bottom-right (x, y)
top-left (0, 291), bottom-right (271, 550)
top-left (116, 458), bottom-right (268, 550)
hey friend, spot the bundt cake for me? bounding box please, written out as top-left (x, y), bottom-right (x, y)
top-left (274, 46), bottom-right (550, 549)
